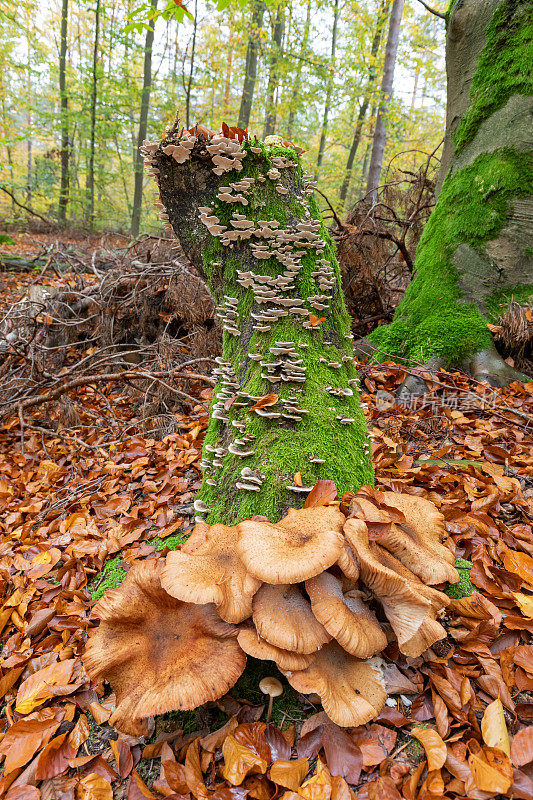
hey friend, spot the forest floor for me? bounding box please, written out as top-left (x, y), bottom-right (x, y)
top-left (1, 231), bottom-right (533, 800)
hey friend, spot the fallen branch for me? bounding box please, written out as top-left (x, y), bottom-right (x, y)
top-left (0, 186), bottom-right (52, 225)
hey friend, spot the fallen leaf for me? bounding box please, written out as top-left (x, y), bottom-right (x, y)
top-left (411, 727), bottom-right (446, 770)
top-left (304, 481), bottom-right (337, 509)
top-left (298, 758), bottom-right (332, 800)
top-left (250, 395), bottom-right (279, 411)
top-left (481, 698), bottom-right (510, 756)
top-left (511, 727), bottom-right (533, 767)
top-left (77, 772), bottom-right (113, 800)
top-left (322, 724), bottom-right (362, 784)
top-left (222, 735), bottom-right (268, 786)
top-left (270, 759), bottom-right (309, 791)
top-left (16, 660), bottom-right (75, 715)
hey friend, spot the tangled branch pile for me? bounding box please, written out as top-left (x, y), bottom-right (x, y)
top-left (84, 485), bottom-right (459, 734)
top-left (0, 251), bottom-right (220, 428)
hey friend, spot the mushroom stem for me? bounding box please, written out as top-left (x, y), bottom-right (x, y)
top-left (266, 694), bottom-right (274, 723)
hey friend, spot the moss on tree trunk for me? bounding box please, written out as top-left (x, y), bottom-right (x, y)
top-left (153, 135), bottom-right (373, 524)
top-left (367, 0), bottom-right (533, 384)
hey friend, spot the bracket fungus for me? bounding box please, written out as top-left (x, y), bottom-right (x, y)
top-left (83, 561), bottom-right (246, 734)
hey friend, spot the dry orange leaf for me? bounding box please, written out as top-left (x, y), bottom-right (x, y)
top-left (503, 548), bottom-right (533, 587)
top-left (304, 481), bottom-right (338, 509)
top-left (481, 698), bottom-right (510, 756)
top-left (77, 772), bottom-right (114, 800)
top-left (411, 727), bottom-right (446, 770)
top-left (298, 758), bottom-right (332, 800)
top-left (222, 735), bottom-right (268, 786)
top-left (468, 748), bottom-right (513, 794)
top-left (16, 660), bottom-right (75, 715)
top-left (270, 759), bottom-right (309, 792)
top-left (0, 708), bottom-right (63, 774)
top-left (250, 394), bottom-right (279, 411)
top-left (511, 726), bottom-right (533, 767)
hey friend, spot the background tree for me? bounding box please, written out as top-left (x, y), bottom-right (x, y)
top-left (367, 0), bottom-right (533, 386)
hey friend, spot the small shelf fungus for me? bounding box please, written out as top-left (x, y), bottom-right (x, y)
top-left (83, 487), bottom-right (460, 733)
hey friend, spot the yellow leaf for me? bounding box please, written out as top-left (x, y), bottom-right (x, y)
top-left (411, 727), bottom-right (447, 770)
top-left (481, 699), bottom-right (510, 756)
top-left (270, 759), bottom-right (309, 792)
top-left (514, 592), bottom-right (533, 619)
top-left (222, 735), bottom-right (268, 786)
top-left (16, 660), bottom-right (75, 715)
top-left (298, 758), bottom-right (332, 800)
top-left (469, 751), bottom-right (513, 794)
top-left (76, 772), bottom-right (113, 800)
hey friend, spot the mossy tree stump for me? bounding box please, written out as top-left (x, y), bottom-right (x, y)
top-left (147, 131), bottom-right (373, 524)
top-left (368, 0), bottom-right (533, 387)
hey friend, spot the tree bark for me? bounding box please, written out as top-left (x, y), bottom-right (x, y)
top-left (131, 0), bottom-right (157, 238)
top-left (338, 0), bottom-right (389, 207)
top-left (315, 0), bottom-right (340, 178)
top-left (365, 0), bottom-right (405, 202)
top-left (263, 10), bottom-right (284, 138)
top-left (286, 0), bottom-right (312, 141)
top-left (238, 0), bottom-right (265, 129)
top-left (58, 0), bottom-right (69, 223)
top-left (367, 0), bottom-right (533, 387)
top-left (150, 133), bottom-right (373, 524)
top-left (86, 0), bottom-right (101, 231)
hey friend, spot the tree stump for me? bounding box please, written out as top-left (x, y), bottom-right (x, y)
top-left (147, 129), bottom-right (373, 524)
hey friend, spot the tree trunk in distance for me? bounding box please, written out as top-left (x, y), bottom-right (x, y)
top-left (286, 0), bottom-right (312, 141)
top-left (263, 10), bottom-right (284, 138)
top-left (365, 0), bottom-right (404, 202)
top-left (338, 0), bottom-right (388, 207)
top-left (366, 0), bottom-right (533, 387)
top-left (185, 0), bottom-right (198, 129)
top-left (86, 0), bottom-right (101, 231)
top-left (315, 0), bottom-right (340, 178)
top-left (238, 0), bottom-right (265, 129)
top-left (58, 0), bottom-right (69, 223)
top-left (131, 0), bottom-right (157, 238)
top-left (151, 133), bottom-right (373, 524)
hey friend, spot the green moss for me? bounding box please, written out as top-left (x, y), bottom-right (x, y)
top-left (89, 555), bottom-right (127, 602)
top-left (197, 143), bottom-right (373, 525)
top-left (232, 658), bottom-right (307, 729)
top-left (368, 148), bottom-right (533, 366)
top-left (453, 0), bottom-right (533, 153)
top-left (485, 284), bottom-right (533, 321)
top-left (445, 558), bottom-right (475, 598)
top-left (151, 531), bottom-right (190, 551)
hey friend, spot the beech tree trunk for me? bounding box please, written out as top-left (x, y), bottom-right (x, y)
top-left (238, 0), bottom-right (265, 129)
top-left (58, 0), bottom-right (69, 223)
top-left (367, 0), bottom-right (533, 386)
top-left (366, 0), bottom-right (405, 202)
top-left (286, 0), bottom-right (312, 141)
top-left (338, 0), bottom-right (388, 207)
top-left (86, 0), bottom-right (100, 231)
top-left (152, 135), bottom-right (373, 524)
top-left (263, 10), bottom-right (284, 138)
top-left (315, 0), bottom-right (340, 178)
top-left (131, 0), bottom-right (157, 238)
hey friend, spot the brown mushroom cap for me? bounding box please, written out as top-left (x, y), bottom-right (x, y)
top-left (382, 491), bottom-right (458, 582)
top-left (161, 523), bottom-right (261, 623)
top-left (252, 583), bottom-right (331, 653)
top-left (83, 560), bottom-right (246, 731)
top-left (399, 613), bottom-right (447, 658)
top-left (371, 544), bottom-right (450, 612)
top-left (343, 518), bottom-right (432, 646)
top-left (237, 506), bottom-right (345, 584)
top-left (237, 624), bottom-right (315, 671)
top-left (352, 493), bottom-right (459, 585)
top-left (281, 641), bottom-right (386, 727)
top-left (336, 541), bottom-right (360, 581)
top-left (305, 572), bottom-right (387, 659)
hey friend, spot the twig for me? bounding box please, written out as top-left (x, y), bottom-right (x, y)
top-left (314, 188), bottom-right (345, 230)
top-left (0, 186), bottom-right (52, 225)
top-left (415, 0), bottom-right (446, 19)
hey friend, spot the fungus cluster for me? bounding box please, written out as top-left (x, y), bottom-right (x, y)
top-left (84, 488), bottom-right (459, 733)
